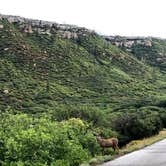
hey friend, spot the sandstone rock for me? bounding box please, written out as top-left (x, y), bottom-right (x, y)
top-left (136, 40), bottom-right (143, 44)
top-left (114, 41), bottom-right (123, 47)
top-left (4, 48), bottom-right (9, 51)
top-left (3, 89), bottom-right (9, 94)
top-left (0, 14), bottom-right (94, 39)
top-left (72, 32), bottom-right (78, 39)
top-left (0, 24), bottom-right (3, 29)
top-left (24, 25), bottom-right (33, 33)
top-left (156, 57), bottom-right (166, 62)
top-left (144, 40), bottom-right (152, 47)
top-left (105, 36), bottom-right (152, 49)
top-left (124, 41), bottom-right (134, 48)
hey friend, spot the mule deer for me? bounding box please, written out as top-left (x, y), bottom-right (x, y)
top-left (96, 136), bottom-right (119, 153)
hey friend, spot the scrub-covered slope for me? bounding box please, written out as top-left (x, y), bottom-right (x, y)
top-left (105, 36), bottom-right (166, 72)
top-left (0, 15), bottom-right (165, 115)
top-left (0, 15), bottom-right (166, 136)
top-left (0, 14), bottom-right (166, 165)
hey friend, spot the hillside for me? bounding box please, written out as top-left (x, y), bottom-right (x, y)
top-left (105, 36), bottom-right (166, 72)
top-left (0, 14), bottom-right (166, 165)
top-left (0, 14), bottom-right (165, 112)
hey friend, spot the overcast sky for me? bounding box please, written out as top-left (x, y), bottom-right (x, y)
top-left (0, 0), bottom-right (166, 37)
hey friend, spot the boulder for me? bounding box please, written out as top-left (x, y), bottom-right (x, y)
top-left (0, 24), bottom-right (3, 29)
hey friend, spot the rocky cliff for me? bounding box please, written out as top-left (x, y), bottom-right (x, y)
top-left (0, 14), bottom-right (95, 39)
top-left (104, 36), bottom-right (152, 51)
top-left (0, 13), bottom-right (165, 72)
top-left (0, 14), bottom-right (154, 47)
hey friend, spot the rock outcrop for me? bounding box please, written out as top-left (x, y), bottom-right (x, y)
top-left (104, 36), bottom-right (152, 49)
top-left (0, 14), bottom-right (154, 48)
top-left (0, 24), bottom-right (3, 29)
top-left (0, 14), bottom-right (95, 39)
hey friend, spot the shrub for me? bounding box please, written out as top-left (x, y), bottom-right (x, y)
top-left (110, 108), bottom-right (162, 144)
top-left (0, 113), bottom-right (98, 166)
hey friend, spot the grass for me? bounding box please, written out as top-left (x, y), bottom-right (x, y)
top-left (83, 129), bottom-right (166, 166)
top-left (121, 129), bottom-right (166, 154)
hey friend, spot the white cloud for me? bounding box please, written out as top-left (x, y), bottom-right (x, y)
top-left (0, 0), bottom-right (166, 37)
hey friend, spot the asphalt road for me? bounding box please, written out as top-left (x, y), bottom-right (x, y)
top-left (101, 139), bottom-right (166, 166)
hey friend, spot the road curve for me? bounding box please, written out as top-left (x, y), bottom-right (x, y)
top-left (101, 139), bottom-right (166, 166)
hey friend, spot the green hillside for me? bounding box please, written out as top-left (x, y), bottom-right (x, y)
top-left (131, 38), bottom-right (166, 72)
top-left (0, 15), bottom-right (166, 165)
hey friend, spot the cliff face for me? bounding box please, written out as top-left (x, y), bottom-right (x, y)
top-left (0, 14), bottom-right (166, 72)
top-left (0, 14), bottom-right (94, 39)
top-left (0, 14), bottom-right (156, 49)
top-left (104, 36), bottom-right (152, 49)
top-left (104, 36), bottom-right (166, 71)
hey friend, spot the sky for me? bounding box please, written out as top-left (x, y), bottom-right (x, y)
top-left (0, 0), bottom-right (166, 37)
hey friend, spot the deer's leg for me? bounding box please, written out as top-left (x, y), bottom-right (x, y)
top-left (115, 145), bottom-right (119, 154)
top-left (113, 146), bottom-right (116, 151)
top-left (102, 147), bottom-right (105, 155)
top-left (116, 146), bottom-right (119, 154)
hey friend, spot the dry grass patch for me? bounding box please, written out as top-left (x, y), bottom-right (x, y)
top-left (121, 130), bottom-right (166, 154)
top-left (85, 130), bottom-right (166, 166)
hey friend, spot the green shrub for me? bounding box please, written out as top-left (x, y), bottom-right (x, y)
top-left (0, 113), bottom-right (98, 166)
top-left (110, 108), bottom-right (162, 143)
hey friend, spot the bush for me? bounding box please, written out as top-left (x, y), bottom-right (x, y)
top-left (0, 113), bottom-right (99, 166)
top-left (110, 108), bottom-right (162, 144)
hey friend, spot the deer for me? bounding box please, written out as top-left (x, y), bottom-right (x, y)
top-left (96, 136), bottom-right (119, 154)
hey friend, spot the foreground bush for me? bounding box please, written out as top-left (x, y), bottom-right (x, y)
top-left (0, 113), bottom-right (99, 166)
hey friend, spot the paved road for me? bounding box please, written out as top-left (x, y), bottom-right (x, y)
top-left (101, 139), bottom-right (166, 166)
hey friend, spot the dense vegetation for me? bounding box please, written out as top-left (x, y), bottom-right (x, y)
top-left (0, 17), bottom-right (166, 165)
top-left (0, 114), bottom-right (100, 166)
